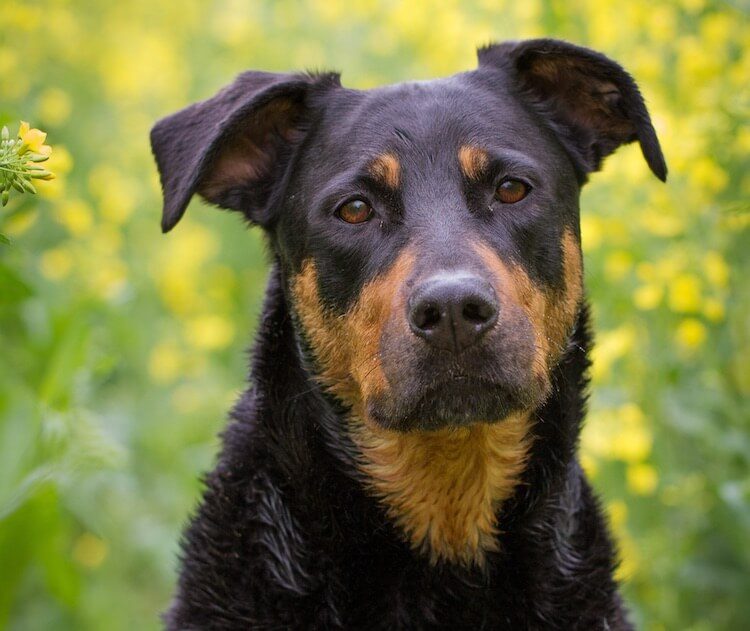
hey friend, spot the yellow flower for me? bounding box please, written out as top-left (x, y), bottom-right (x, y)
top-left (689, 157), bottom-right (728, 194)
top-left (38, 145), bottom-right (72, 199)
top-left (675, 318), bottom-right (707, 350)
top-left (580, 453), bottom-right (599, 479)
top-left (590, 325), bottom-right (636, 382)
top-left (639, 208), bottom-right (684, 238)
top-left (607, 500), bottom-right (628, 531)
top-left (703, 251), bottom-right (730, 289)
top-left (615, 532), bottom-right (640, 582)
top-left (627, 463), bottom-right (659, 495)
top-left (633, 283), bottom-right (663, 310)
top-left (18, 120), bottom-right (52, 156)
top-left (668, 274), bottom-right (702, 313)
top-left (185, 315), bottom-right (235, 350)
top-left (611, 404), bottom-right (652, 463)
top-left (580, 215), bottom-right (605, 250)
top-left (703, 298), bottom-right (725, 322)
top-left (72, 533), bottom-right (108, 569)
top-left (604, 250), bottom-right (633, 282)
top-left (56, 199), bottom-right (94, 236)
top-left (619, 403), bottom-right (645, 426)
top-left (613, 423), bottom-right (652, 463)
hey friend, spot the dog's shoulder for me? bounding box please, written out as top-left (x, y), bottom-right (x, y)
top-left (165, 405), bottom-right (347, 629)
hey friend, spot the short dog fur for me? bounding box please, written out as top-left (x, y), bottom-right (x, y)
top-left (151, 38), bottom-right (666, 630)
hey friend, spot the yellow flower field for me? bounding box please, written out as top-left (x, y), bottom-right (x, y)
top-left (0, 1), bottom-right (748, 629)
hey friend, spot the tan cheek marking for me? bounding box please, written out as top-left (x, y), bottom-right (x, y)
top-left (291, 261), bottom-right (357, 405)
top-left (352, 413), bottom-right (533, 567)
top-left (472, 230), bottom-right (583, 381)
top-left (458, 145), bottom-right (490, 180)
top-left (368, 153), bottom-right (401, 189)
top-left (546, 229), bottom-right (583, 361)
top-left (347, 250), bottom-right (414, 406)
top-left (473, 241), bottom-right (549, 381)
top-left (291, 249), bottom-right (415, 417)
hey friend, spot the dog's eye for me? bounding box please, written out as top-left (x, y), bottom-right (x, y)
top-left (495, 179), bottom-right (530, 204)
top-left (336, 199), bottom-right (373, 224)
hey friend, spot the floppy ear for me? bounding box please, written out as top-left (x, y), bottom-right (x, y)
top-left (478, 39), bottom-right (666, 182)
top-left (150, 71), bottom-right (340, 232)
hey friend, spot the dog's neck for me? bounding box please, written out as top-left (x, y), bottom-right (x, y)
top-left (250, 262), bottom-right (592, 567)
top-left (350, 414), bottom-right (534, 567)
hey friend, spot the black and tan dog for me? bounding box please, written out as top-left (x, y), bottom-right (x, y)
top-left (151, 39), bottom-right (666, 630)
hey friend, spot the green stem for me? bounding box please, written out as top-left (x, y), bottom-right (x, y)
top-left (0, 164), bottom-right (29, 175)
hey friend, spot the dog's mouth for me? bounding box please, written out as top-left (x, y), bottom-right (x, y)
top-left (365, 375), bottom-right (543, 432)
top-left (368, 316), bottom-right (548, 431)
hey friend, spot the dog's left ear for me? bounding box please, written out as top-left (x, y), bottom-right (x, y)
top-left (478, 39), bottom-right (667, 182)
top-left (151, 71), bottom-right (340, 232)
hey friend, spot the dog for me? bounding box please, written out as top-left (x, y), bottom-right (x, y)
top-left (150, 38), bottom-right (666, 630)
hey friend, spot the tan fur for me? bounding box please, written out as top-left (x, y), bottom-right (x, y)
top-left (473, 229), bottom-right (583, 382)
top-left (290, 232), bottom-right (581, 567)
top-left (291, 249), bottom-right (414, 415)
top-left (368, 153), bottom-right (401, 189)
top-left (458, 145), bottom-right (490, 180)
top-left (352, 414), bottom-right (533, 567)
top-left (550, 230), bottom-right (584, 359)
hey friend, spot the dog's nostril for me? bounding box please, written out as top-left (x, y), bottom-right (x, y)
top-left (416, 304), bottom-right (441, 330)
top-left (462, 300), bottom-right (492, 324)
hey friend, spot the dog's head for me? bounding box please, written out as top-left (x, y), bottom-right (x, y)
top-left (152, 39), bottom-right (665, 432)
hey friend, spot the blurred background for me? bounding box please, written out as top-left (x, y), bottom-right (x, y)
top-left (1, 0), bottom-right (748, 629)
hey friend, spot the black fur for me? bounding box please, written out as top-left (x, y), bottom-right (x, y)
top-left (151, 39), bottom-right (666, 630)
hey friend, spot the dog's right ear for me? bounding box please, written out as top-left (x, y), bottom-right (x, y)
top-left (151, 71), bottom-right (339, 232)
top-left (478, 39), bottom-right (666, 183)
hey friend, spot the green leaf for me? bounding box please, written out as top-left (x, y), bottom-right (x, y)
top-left (0, 262), bottom-right (34, 303)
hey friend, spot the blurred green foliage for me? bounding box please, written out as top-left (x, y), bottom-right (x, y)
top-left (1, 1), bottom-right (748, 629)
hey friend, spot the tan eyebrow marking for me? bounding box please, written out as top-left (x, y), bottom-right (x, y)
top-left (458, 145), bottom-right (491, 180)
top-left (368, 153), bottom-right (401, 189)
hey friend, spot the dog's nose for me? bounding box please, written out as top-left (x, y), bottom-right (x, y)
top-left (408, 274), bottom-right (498, 352)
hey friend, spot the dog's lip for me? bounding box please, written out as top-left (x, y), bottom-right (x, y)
top-left (368, 375), bottom-right (525, 431)
top-left (403, 373), bottom-right (514, 399)
top-left (410, 375), bottom-right (520, 407)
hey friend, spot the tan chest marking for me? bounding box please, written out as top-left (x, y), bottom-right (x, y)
top-left (352, 414), bottom-right (533, 567)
